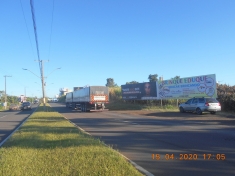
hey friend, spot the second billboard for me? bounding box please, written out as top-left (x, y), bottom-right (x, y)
top-left (121, 82), bottom-right (158, 100)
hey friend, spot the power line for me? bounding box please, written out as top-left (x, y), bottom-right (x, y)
top-left (48, 0), bottom-right (55, 61)
top-left (19, 0), bottom-right (34, 56)
top-left (29, 0), bottom-right (42, 74)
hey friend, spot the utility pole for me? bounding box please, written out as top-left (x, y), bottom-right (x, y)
top-left (40, 60), bottom-right (46, 109)
top-left (23, 61), bottom-right (60, 111)
top-left (4, 75), bottom-right (12, 109)
top-left (34, 59), bottom-right (48, 110)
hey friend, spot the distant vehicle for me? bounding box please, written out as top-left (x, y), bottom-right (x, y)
top-left (34, 99), bottom-right (39, 104)
top-left (179, 97), bottom-right (221, 115)
top-left (9, 104), bottom-right (20, 110)
top-left (65, 86), bottom-right (109, 112)
top-left (20, 101), bottom-right (32, 110)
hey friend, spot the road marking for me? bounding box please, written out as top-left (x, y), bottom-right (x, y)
top-left (0, 115), bottom-right (7, 118)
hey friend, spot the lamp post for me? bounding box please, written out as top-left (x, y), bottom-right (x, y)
top-left (46, 68), bottom-right (61, 78)
top-left (22, 67), bottom-right (61, 111)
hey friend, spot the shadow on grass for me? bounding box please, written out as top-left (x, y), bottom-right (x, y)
top-left (2, 123), bottom-right (102, 149)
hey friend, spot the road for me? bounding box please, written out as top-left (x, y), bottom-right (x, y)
top-left (0, 104), bottom-right (37, 146)
top-left (51, 103), bottom-right (235, 176)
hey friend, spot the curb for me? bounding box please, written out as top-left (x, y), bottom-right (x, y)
top-left (0, 106), bottom-right (38, 147)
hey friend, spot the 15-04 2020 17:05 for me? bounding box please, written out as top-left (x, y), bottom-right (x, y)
top-left (152, 154), bottom-right (226, 160)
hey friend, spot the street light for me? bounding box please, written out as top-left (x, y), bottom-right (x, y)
top-left (45, 68), bottom-right (61, 78)
top-left (22, 67), bottom-right (61, 110)
top-left (22, 68), bottom-right (40, 78)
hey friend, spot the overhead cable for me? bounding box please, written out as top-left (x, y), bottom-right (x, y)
top-left (48, 0), bottom-right (55, 61)
top-left (20, 0), bottom-right (34, 55)
top-left (29, 0), bottom-right (42, 75)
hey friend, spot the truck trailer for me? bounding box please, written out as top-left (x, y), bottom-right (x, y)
top-left (65, 86), bottom-right (109, 112)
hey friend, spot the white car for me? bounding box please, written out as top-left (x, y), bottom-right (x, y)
top-left (179, 97), bottom-right (221, 115)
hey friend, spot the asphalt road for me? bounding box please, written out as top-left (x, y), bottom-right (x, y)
top-left (0, 104), bottom-right (37, 146)
top-left (51, 103), bottom-right (235, 176)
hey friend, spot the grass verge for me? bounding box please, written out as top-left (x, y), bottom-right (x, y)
top-left (106, 101), bottom-right (179, 111)
top-left (0, 104), bottom-right (143, 176)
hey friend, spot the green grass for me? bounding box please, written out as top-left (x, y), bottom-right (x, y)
top-left (0, 105), bottom-right (143, 176)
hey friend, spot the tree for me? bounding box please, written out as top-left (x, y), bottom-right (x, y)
top-left (172, 76), bottom-right (180, 79)
top-left (126, 81), bottom-right (139, 84)
top-left (148, 74), bottom-right (158, 82)
top-left (105, 78), bottom-right (117, 87)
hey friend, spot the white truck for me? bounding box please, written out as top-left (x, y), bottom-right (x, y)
top-left (65, 86), bottom-right (109, 112)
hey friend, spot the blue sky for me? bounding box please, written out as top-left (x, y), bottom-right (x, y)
top-left (0, 0), bottom-right (234, 98)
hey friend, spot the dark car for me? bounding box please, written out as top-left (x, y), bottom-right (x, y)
top-left (20, 101), bottom-right (32, 110)
top-left (34, 100), bottom-right (39, 104)
top-left (179, 97), bottom-right (221, 115)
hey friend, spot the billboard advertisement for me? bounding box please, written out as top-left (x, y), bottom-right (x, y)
top-left (121, 82), bottom-right (157, 100)
top-left (18, 95), bottom-right (26, 102)
top-left (157, 74), bottom-right (217, 99)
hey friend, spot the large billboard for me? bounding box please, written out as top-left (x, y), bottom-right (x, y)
top-left (121, 82), bottom-right (157, 100)
top-left (18, 95), bottom-right (26, 102)
top-left (157, 74), bottom-right (217, 99)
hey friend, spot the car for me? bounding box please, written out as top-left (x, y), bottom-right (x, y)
top-left (9, 104), bottom-right (20, 110)
top-left (179, 97), bottom-right (221, 115)
top-left (33, 100), bottom-right (39, 104)
top-left (20, 101), bottom-right (32, 110)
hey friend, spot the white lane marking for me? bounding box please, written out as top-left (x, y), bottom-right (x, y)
top-left (0, 115), bottom-right (7, 118)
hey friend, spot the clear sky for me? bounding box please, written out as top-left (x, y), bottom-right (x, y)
top-left (0, 0), bottom-right (234, 98)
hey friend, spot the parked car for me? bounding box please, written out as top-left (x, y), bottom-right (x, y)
top-left (179, 97), bottom-right (221, 115)
top-left (20, 101), bottom-right (32, 110)
top-left (9, 103), bottom-right (20, 110)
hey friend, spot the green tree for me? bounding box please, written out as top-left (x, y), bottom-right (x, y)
top-left (126, 81), bottom-right (139, 84)
top-left (58, 95), bottom-right (66, 103)
top-left (106, 78), bottom-right (117, 87)
top-left (172, 76), bottom-right (180, 79)
top-left (148, 74), bottom-right (158, 82)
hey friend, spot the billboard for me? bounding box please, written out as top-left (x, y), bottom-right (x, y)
top-left (121, 82), bottom-right (157, 100)
top-left (157, 74), bottom-right (217, 99)
top-left (18, 95), bottom-right (26, 102)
